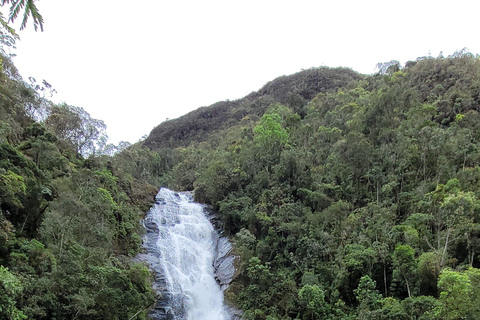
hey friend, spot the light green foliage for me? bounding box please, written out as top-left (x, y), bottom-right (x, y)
top-left (0, 266), bottom-right (26, 320)
top-left (97, 187), bottom-right (117, 212)
top-left (354, 276), bottom-right (381, 318)
top-left (246, 257), bottom-right (272, 282)
top-left (95, 168), bottom-right (119, 192)
top-left (420, 179), bottom-right (479, 267)
top-left (435, 268), bottom-right (473, 319)
top-left (0, 169), bottom-right (26, 208)
top-left (392, 245), bottom-right (416, 297)
top-left (251, 112), bottom-right (291, 175)
top-left (417, 252), bottom-right (441, 296)
top-left (298, 284), bottom-right (329, 319)
top-left (254, 113), bottom-right (289, 150)
top-left (465, 267), bottom-right (480, 316)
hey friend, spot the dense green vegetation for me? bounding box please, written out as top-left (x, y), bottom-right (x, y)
top-left (0, 49), bottom-right (164, 319)
top-left (2, 6), bottom-right (480, 318)
top-left (146, 51), bottom-right (480, 319)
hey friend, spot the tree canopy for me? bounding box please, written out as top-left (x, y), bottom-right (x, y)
top-left (144, 51), bottom-right (480, 320)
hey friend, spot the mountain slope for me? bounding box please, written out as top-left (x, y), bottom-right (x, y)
top-left (146, 53), bottom-right (480, 320)
top-left (143, 67), bottom-right (363, 150)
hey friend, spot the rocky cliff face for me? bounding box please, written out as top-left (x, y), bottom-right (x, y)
top-left (208, 212), bottom-right (243, 320)
top-left (213, 237), bottom-right (236, 290)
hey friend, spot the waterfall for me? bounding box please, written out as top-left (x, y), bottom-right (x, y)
top-left (143, 188), bottom-right (232, 320)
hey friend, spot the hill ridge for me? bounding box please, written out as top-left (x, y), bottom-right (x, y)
top-left (143, 66), bottom-right (364, 149)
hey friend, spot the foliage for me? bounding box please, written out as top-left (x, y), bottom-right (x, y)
top-left (0, 50), bottom-right (157, 319)
top-left (1, 0), bottom-right (44, 31)
top-left (143, 52), bottom-right (480, 319)
top-left (44, 103), bottom-right (107, 156)
top-left (0, 266), bottom-right (26, 320)
top-left (433, 268), bottom-right (479, 320)
top-left (298, 284), bottom-right (329, 319)
top-left (143, 67), bottom-right (363, 150)
top-left (4, 43), bottom-right (480, 319)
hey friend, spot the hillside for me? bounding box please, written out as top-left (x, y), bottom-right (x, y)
top-left (147, 52), bottom-right (480, 320)
top-left (3, 3), bottom-right (480, 320)
top-left (143, 67), bottom-right (363, 150)
top-left (0, 53), bottom-right (162, 319)
top-left (3, 44), bottom-right (480, 320)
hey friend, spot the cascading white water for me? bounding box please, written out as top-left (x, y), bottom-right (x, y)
top-left (148, 188), bottom-right (231, 320)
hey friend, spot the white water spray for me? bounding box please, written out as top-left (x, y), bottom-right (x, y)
top-left (148, 188), bottom-right (231, 320)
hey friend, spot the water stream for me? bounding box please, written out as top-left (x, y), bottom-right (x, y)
top-left (143, 188), bottom-right (232, 320)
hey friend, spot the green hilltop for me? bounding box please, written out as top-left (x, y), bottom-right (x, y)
top-left (144, 67), bottom-right (363, 150)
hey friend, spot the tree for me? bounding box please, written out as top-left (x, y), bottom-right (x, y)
top-left (0, 266), bottom-right (27, 320)
top-left (392, 245), bottom-right (416, 298)
top-left (434, 268), bottom-right (473, 319)
top-left (0, 168), bottom-right (26, 209)
top-left (420, 179), bottom-right (477, 267)
top-left (253, 112), bottom-right (290, 172)
top-left (254, 113), bottom-right (289, 147)
top-left (298, 284), bottom-right (329, 320)
top-left (1, 0), bottom-right (43, 31)
top-left (354, 276), bottom-right (381, 320)
top-left (44, 104), bottom-right (107, 156)
top-left (375, 60), bottom-right (401, 75)
top-left (401, 296), bottom-right (438, 320)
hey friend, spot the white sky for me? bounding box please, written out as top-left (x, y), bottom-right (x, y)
top-left (6, 0), bottom-right (480, 144)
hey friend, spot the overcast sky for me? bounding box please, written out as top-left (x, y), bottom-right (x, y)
top-left (6, 0), bottom-right (480, 144)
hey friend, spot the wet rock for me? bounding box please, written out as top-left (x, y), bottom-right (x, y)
top-left (144, 219), bottom-right (159, 232)
top-left (214, 237), bottom-right (236, 290)
top-left (226, 306), bottom-right (243, 320)
top-left (149, 296), bottom-right (175, 320)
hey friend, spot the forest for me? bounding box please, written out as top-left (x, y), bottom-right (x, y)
top-left (0, 7), bottom-right (164, 317)
top-left (2, 4), bottom-right (480, 320)
top-left (0, 50), bottom-right (167, 318)
top-left (144, 51), bottom-right (480, 320)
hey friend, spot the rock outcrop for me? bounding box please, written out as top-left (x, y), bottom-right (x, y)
top-left (213, 237), bottom-right (236, 290)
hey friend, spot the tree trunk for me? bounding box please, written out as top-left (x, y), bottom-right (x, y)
top-left (383, 262), bottom-right (388, 296)
top-left (404, 275), bottom-right (411, 298)
top-left (440, 229), bottom-right (451, 267)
